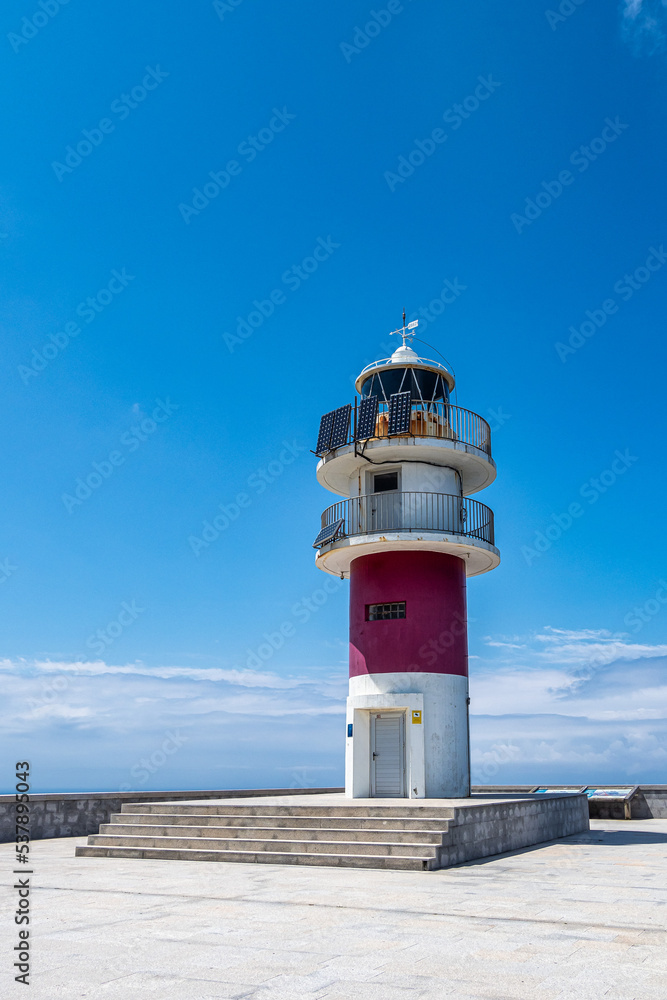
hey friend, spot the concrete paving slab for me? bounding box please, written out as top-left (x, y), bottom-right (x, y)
top-left (1, 818), bottom-right (666, 999)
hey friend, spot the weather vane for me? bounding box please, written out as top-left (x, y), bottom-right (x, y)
top-left (389, 309), bottom-right (418, 348)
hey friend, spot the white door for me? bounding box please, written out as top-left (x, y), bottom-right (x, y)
top-left (370, 490), bottom-right (401, 532)
top-left (369, 471), bottom-right (401, 533)
top-left (370, 712), bottom-right (405, 797)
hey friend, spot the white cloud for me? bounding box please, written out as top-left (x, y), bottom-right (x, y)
top-left (481, 625), bottom-right (667, 670)
top-left (2, 624), bottom-right (666, 791)
top-left (471, 664), bottom-right (667, 720)
top-left (621, 0), bottom-right (667, 55)
top-left (0, 657), bottom-right (319, 689)
top-left (0, 658), bottom-right (347, 734)
top-left (470, 713), bottom-right (667, 784)
top-left (29, 704), bottom-right (95, 721)
top-left (469, 625), bottom-right (667, 783)
top-left (0, 656), bottom-right (348, 793)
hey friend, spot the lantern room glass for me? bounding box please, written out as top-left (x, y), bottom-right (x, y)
top-left (359, 367), bottom-right (449, 404)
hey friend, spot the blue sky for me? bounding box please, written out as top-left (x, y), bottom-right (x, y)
top-left (1, 0), bottom-right (666, 792)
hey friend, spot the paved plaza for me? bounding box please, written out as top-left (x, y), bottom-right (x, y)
top-left (2, 818), bottom-right (666, 999)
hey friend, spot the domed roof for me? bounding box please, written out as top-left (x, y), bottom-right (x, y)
top-left (389, 343), bottom-right (420, 364)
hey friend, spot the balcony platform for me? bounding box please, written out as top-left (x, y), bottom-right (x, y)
top-left (316, 530), bottom-right (500, 577)
top-left (318, 435), bottom-right (497, 496)
top-left (314, 490), bottom-right (499, 577)
top-left (316, 402), bottom-right (496, 496)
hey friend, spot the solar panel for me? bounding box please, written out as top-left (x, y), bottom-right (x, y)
top-left (329, 405), bottom-right (351, 450)
top-left (388, 391), bottom-right (412, 435)
top-left (315, 410), bottom-right (335, 455)
top-left (356, 396), bottom-right (378, 441)
top-left (313, 517), bottom-right (345, 549)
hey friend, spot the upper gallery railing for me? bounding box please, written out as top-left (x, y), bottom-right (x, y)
top-left (315, 400), bottom-right (492, 459)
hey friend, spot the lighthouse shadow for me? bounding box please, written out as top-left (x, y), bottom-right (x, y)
top-left (451, 827), bottom-right (667, 868)
top-left (565, 829), bottom-right (667, 847)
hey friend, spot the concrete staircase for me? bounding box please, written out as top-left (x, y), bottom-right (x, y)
top-left (75, 801), bottom-right (455, 871)
top-left (75, 794), bottom-right (590, 870)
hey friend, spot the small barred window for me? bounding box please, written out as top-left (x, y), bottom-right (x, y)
top-left (366, 602), bottom-right (406, 621)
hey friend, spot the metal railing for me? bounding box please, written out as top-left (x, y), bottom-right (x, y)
top-left (376, 400), bottom-right (491, 456)
top-left (341, 401), bottom-right (491, 458)
top-left (357, 355), bottom-right (452, 382)
top-left (319, 492), bottom-right (495, 547)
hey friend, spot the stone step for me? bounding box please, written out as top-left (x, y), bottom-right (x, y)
top-left (107, 812), bottom-right (450, 832)
top-left (120, 803), bottom-right (455, 819)
top-left (75, 844), bottom-right (432, 871)
top-left (100, 823), bottom-right (445, 844)
top-left (76, 794), bottom-right (591, 871)
top-left (86, 834), bottom-right (438, 858)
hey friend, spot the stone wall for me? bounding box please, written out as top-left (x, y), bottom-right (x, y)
top-left (3, 783), bottom-right (664, 843)
top-left (474, 785), bottom-right (667, 820)
top-left (0, 788), bottom-right (344, 843)
top-left (631, 787), bottom-right (667, 819)
top-left (437, 793), bottom-right (590, 868)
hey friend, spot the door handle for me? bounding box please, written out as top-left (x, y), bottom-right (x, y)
top-left (372, 752), bottom-right (378, 759)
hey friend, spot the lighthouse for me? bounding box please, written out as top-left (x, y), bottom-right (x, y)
top-left (313, 319), bottom-right (499, 798)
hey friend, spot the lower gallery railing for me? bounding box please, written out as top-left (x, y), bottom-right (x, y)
top-left (320, 492), bottom-right (494, 546)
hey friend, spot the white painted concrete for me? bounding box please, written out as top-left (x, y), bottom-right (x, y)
top-left (345, 692), bottom-right (426, 799)
top-left (355, 461), bottom-right (462, 497)
top-left (317, 436), bottom-right (496, 496)
top-left (347, 672), bottom-right (469, 799)
top-left (347, 462), bottom-right (461, 499)
top-left (316, 531), bottom-right (500, 578)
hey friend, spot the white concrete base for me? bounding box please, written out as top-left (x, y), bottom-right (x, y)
top-left (346, 672), bottom-right (470, 799)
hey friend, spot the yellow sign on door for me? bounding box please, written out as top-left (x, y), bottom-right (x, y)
top-left (412, 710), bottom-right (422, 724)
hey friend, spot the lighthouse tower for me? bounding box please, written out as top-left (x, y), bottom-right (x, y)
top-left (313, 320), bottom-right (499, 798)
